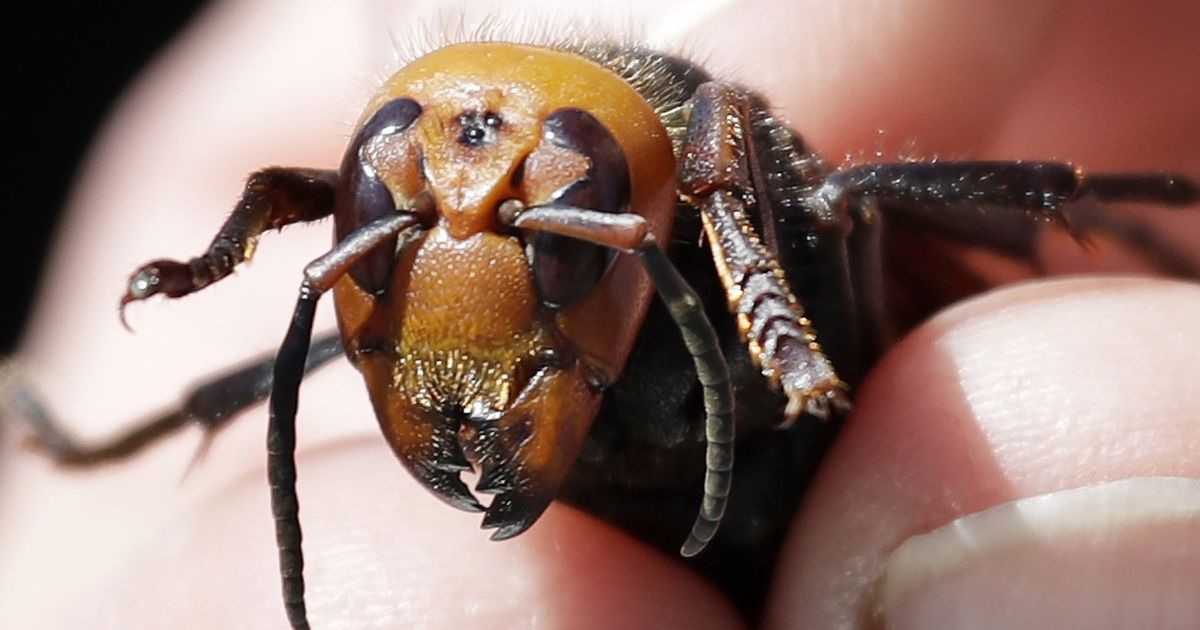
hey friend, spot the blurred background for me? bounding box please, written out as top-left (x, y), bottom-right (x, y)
top-left (6, 4), bottom-right (204, 351)
top-left (7, 3), bottom-right (1195, 356)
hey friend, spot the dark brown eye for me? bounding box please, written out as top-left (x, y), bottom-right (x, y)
top-left (334, 97), bottom-right (422, 294)
top-left (529, 109), bottom-right (631, 308)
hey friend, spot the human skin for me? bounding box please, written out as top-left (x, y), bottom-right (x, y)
top-left (1, 0), bottom-right (1197, 628)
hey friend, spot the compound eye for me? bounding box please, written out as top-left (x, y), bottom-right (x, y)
top-left (335, 97), bottom-right (423, 294)
top-left (528, 109), bottom-right (631, 308)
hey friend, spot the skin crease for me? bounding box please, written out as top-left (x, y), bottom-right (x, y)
top-left (0, 0), bottom-right (1196, 628)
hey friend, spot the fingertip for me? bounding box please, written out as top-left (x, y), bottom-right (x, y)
top-left (766, 277), bottom-right (1200, 628)
top-left (685, 0), bottom-right (1065, 154)
top-left (881, 478), bottom-right (1200, 630)
top-left (94, 439), bottom-right (743, 629)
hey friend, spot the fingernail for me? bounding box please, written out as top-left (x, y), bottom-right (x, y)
top-left (879, 477), bottom-right (1200, 630)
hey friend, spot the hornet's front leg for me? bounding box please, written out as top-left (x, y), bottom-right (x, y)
top-left (121, 167), bottom-right (339, 317)
top-left (2, 167), bottom-right (345, 466)
top-left (679, 82), bottom-right (850, 422)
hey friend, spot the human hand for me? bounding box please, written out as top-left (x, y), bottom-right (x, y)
top-left (2, 1), bottom-right (1196, 628)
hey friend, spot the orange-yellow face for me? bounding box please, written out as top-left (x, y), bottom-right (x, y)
top-left (329, 43), bottom-right (677, 537)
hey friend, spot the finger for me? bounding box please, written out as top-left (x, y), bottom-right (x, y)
top-left (1, 2), bottom-right (390, 620)
top-left (86, 439), bottom-right (742, 629)
top-left (683, 0), bottom-right (1066, 155)
top-left (1, 1), bottom-right (739, 626)
top-left (988, 2), bottom-right (1200, 276)
top-left (991, 1), bottom-right (1200, 168)
top-left (765, 277), bottom-right (1200, 628)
